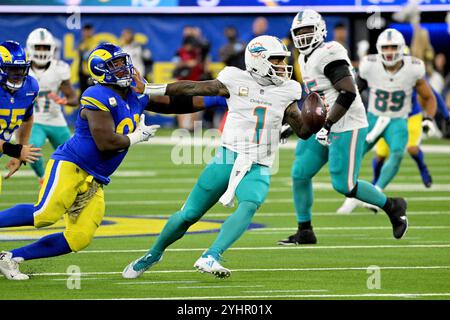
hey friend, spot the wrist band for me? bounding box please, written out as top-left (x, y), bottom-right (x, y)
top-left (2, 142), bottom-right (23, 159)
top-left (143, 83), bottom-right (167, 96)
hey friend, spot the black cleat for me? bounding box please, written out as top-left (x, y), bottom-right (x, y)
top-left (277, 228), bottom-right (317, 245)
top-left (385, 198), bottom-right (408, 239)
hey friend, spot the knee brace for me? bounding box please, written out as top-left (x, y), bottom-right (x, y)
top-left (63, 230), bottom-right (93, 252)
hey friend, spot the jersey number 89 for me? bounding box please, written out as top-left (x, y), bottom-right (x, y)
top-left (374, 89), bottom-right (406, 112)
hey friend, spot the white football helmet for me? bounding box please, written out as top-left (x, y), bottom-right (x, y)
top-left (26, 28), bottom-right (56, 66)
top-left (376, 28), bottom-right (405, 67)
top-left (291, 9), bottom-right (327, 55)
top-left (245, 35), bottom-right (292, 86)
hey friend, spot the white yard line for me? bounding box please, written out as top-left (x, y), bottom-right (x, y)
top-left (101, 292), bottom-right (450, 300)
top-left (79, 244), bottom-right (450, 254)
top-left (117, 280), bottom-right (199, 285)
top-left (176, 285), bottom-right (264, 289)
top-left (249, 226), bottom-right (450, 231)
top-left (27, 265), bottom-right (450, 277)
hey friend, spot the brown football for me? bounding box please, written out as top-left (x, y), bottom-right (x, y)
top-left (301, 92), bottom-right (327, 133)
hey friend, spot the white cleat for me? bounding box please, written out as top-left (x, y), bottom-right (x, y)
top-left (194, 255), bottom-right (231, 279)
top-left (362, 202), bottom-right (381, 213)
top-left (336, 198), bottom-right (361, 214)
top-left (122, 253), bottom-right (162, 279)
top-left (0, 251), bottom-right (29, 281)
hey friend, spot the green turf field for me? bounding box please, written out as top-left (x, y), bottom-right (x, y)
top-left (0, 134), bottom-right (450, 300)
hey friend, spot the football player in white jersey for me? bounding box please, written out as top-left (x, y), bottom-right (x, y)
top-left (278, 10), bottom-right (409, 245)
top-left (26, 28), bottom-right (78, 185)
top-left (337, 29), bottom-right (436, 214)
top-left (123, 35), bottom-right (318, 279)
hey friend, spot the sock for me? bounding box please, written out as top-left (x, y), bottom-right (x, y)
top-left (206, 201), bottom-right (258, 259)
top-left (382, 198), bottom-right (393, 213)
top-left (299, 221), bottom-right (312, 231)
top-left (0, 204), bottom-right (34, 228)
top-left (293, 178), bottom-right (313, 223)
top-left (11, 232), bottom-right (72, 261)
top-left (147, 211), bottom-right (192, 260)
top-left (410, 149), bottom-right (427, 173)
top-left (355, 180), bottom-right (387, 208)
top-left (372, 158), bottom-right (384, 185)
top-left (30, 157), bottom-right (45, 179)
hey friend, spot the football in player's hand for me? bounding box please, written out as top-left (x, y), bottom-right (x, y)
top-left (301, 92), bottom-right (327, 133)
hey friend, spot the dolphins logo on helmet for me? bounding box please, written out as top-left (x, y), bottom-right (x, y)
top-left (0, 40), bottom-right (30, 90)
top-left (88, 43), bottom-right (134, 87)
top-left (245, 35), bottom-right (293, 86)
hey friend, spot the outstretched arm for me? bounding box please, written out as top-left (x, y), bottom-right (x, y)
top-left (416, 78), bottom-right (437, 117)
top-left (283, 101), bottom-right (312, 140)
top-left (131, 68), bottom-right (230, 98)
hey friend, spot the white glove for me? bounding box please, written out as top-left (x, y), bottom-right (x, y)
top-left (422, 117), bottom-right (441, 138)
top-left (127, 114), bottom-right (160, 146)
top-left (315, 127), bottom-right (331, 146)
top-left (366, 116), bottom-right (391, 143)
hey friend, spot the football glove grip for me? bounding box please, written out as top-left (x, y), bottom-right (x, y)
top-left (127, 114), bottom-right (160, 146)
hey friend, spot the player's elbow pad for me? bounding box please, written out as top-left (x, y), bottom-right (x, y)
top-left (335, 90), bottom-right (356, 110)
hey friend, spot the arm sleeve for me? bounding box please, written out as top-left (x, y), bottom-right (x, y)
top-left (203, 96), bottom-right (228, 109)
top-left (323, 60), bottom-right (351, 85)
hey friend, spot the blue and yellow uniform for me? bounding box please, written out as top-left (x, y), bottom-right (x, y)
top-left (0, 76), bottom-right (38, 147)
top-left (32, 84), bottom-right (148, 251)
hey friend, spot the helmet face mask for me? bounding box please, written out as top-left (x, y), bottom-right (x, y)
top-left (245, 35), bottom-right (293, 86)
top-left (291, 10), bottom-right (327, 56)
top-left (105, 55), bottom-right (134, 87)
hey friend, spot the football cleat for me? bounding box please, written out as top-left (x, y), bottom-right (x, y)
top-left (194, 255), bottom-right (231, 279)
top-left (0, 251), bottom-right (29, 280)
top-left (336, 197), bottom-right (360, 214)
top-left (122, 253), bottom-right (162, 279)
top-left (385, 198), bottom-right (408, 239)
top-left (278, 228), bottom-right (317, 245)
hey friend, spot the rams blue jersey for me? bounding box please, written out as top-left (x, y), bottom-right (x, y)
top-left (0, 76), bottom-right (38, 156)
top-left (52, 84), bottom-right (149, 185)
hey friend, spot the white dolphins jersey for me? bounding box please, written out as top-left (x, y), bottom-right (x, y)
top-left (299, 41), bottom-right (368, 133)
top-left (359, 54), bottom-right (425, 119)
top-left (217, 67), bottom-right (302, 167)
top-left (28, 59), bottom-right (71, 126)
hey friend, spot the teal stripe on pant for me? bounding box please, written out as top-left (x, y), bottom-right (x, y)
top-left (30, 124), bottom-right (71, 178)
top-left (148, 147), bottom-right (270, 260)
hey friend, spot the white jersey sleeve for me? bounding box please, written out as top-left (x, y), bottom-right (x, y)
top-left (217, 66), bottom-right (239, 94)
top-left (316, 41), bottom-right (350, 74)
top-left (358, 54), bottom-right (376, 80)
top-left (57, 60), bottom-right (71, 82)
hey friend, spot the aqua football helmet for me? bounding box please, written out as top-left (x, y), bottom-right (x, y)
top-left (88, 43), bottom-right (134, 87)
top-left (0, 40), bottom-right (30, 90)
